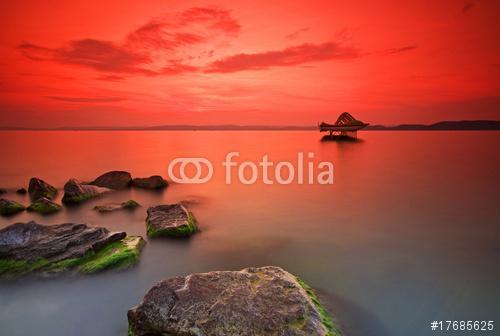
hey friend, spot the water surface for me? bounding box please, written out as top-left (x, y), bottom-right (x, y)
top-left (0, 131), bottom-right (499, 336)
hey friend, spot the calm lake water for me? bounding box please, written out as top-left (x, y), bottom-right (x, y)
top-left (0, 131), bottom-right (499, 336)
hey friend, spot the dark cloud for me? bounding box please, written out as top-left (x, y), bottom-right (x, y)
top-left (18, 42), bottom-right (53, 61)
top-left (56, 39), bottom-right (154, 74)
top-left (95, 75), bottom-right (126, 81)
top-left (206, 42), bottom-right (359, 73)
top-left (18, 6), bottom-right (239, 76)
top-left (179, 7), bottom-right (241, 34)
top-left (383, 45), bottom-right (418, 55)
top-left (285, 27), bottom-right (310, 40)
top-left (45, 96), bottom-right (126, 103)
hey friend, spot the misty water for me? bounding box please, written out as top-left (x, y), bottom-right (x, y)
top-left (0, 131), bottom-right (499, 336)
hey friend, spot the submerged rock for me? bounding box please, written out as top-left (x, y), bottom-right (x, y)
top-left (0, 198), bottom-right (25, 216)
top-left (127, 266), bottom-right (341, 336)
top-left (16, 188), bottom-right (27, 195)
top-left (27, 197), bottom-right (62, 214)
top-left (0, 221), bottom-right (145, 279)
top-left (132, 175), bottom-right (168, 190)
top-left (94, 200), bottom-right (140, 213)
top-left (28, 177), bottom-right (57, 200)
top-left (146, 203), bottom-right (197, 237)
top-left (91, 171), bottom-right (132, 189)
top-left (62, 178), bottom-right (110, 204)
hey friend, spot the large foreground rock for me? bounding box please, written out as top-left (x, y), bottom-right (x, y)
top-left (132, 175), bottom-right (168, 190)
top-left (0, 221), bottom-right (145, 279)
top-left (128, 266), bottom-right (341, 336)
top-left (146, 203), bottom-right (197, 237)
top-left (0, 198), bottom-right (25, 216)
top-left (28, 177), bottom-right (57, 200)
top-left (91, 171), bottom-right (132, 189)
top-left (62, 178), bottom-right (110, 204)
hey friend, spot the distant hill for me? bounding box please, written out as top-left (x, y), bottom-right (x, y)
top-left (0, 120), bottom-right (499, 131)
top-left (366, 120), bottom-right (500, 131)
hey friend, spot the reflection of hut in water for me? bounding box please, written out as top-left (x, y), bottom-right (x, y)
top-left (319, 112), bottom-right (369, 139)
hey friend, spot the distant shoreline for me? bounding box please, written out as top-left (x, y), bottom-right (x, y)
top-left (1, 120), bottom-right (499, 131)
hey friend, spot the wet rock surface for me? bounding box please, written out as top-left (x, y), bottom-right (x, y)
top-left (146, 203), bottom-right (197, 237)
top-left (16, 188), bottom-right (27, 195)
top-left (0, 198), bottom-right (25, 216)
top-left (91, 171), bottom-right (132, 189)
top-left (94, 200), bottom-right (140, 213)
top-left (27, 197), bottom-right (62, 214)
top-left (0, 221), bottom-right (144, 279)
top-left (62, 178), bottom-right (110, 204)
top-left (128, 266), bottom-right (340, 336)
top-left (132, 175), bottom-right (168, 190)
top-left (28, 177), bottom-right (57, 200)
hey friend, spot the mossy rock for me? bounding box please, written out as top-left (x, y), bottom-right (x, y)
top-left (27, 197), bottom-right (62, 214)
top-left (0, 198), bottom-right (25, 216)
top-left (122, 200), bottom-right (140, 209)
top-left (0, 221), bottom-right (145, 280)
top-left (146, 204), bottom-right (198, 238)
top-left (127, 266), bottom-right (341, 336)
top-left (0, 236), bottom-right (145, 279)
top-left (47, 236), bottom-right (145, 274)
top-left (28, 177), bottom-right (57, 200)
top-left (62, 178), bottom-right (110, 204)
top-left (295, 277), bottom-right (342, 336)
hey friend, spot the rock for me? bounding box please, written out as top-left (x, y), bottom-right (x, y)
top-left (91, 171), bottom-right (132, 189)
top-left (0, 198), bottom-right (25, 216)
top-left (0, 189), bottom-right (6, 195)
top-left (132, 175), bottom-right (168, 190)
top-left (0, 221), bottom-right (145, 279)
top-left (146, 204), bottom-right (197, 237)
top-left (27, 197), bottom-right (62, 214)
top-left (127, 266), bottom-right (341, 336)
top-left (94, 200), bottom-right (140, 213)
top-left (16, 188), bottom-right (27, 194)
top-left (62, 178), bottom-right (110, 204)
top-left (28, 177), bottom-right (57, 200)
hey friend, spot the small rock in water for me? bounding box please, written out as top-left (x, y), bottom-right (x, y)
top-left (132, 175), bottom-right (168, 190)
top-left (62, 178), bottom-right (110, 204)
top-left (146, 203), bottom-right (198, 237)
top-left (28, 177), bottom-right (57, 200)
top-left (127, 266), bottom-right (341, 336)
top-left (0, 198), bottom-right (25, 216)
top-left (94, 200), bottom-right (140, 213)
top-left (0, 189), bottom-right (6, 195)
top-left (0, 221), bottom-right (145, 279)
top-left (16, 188), bottom-right (27, 195)
top-left (91, 171), bottom-right (132, 189)
top-left (27, 197), bottom-right (62, 214)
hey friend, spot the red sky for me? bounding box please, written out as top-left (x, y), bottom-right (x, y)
top-left (0, 0), bottom-right (499, 127)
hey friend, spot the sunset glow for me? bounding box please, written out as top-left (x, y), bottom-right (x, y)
top-left (1, 0), bottom-right (499, 127)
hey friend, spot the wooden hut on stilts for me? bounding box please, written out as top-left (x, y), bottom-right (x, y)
top-left (319, 112), bottom-right (369, 139)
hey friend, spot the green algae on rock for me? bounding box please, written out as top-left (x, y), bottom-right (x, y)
top-left (0, 221), bottom-right (145, 279)
top-left (27, 197), bottom-right (62, 214)
top-left (146, 203), bottom-right (198, 237)
top-left (62, 178), bottom-right (110, 204)
top-left (0, 198), bottom-right (25, 216)
top-left (28, 177), bottom-right (57, 200)
top-left (127, 266), bottom-right (341, 336)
